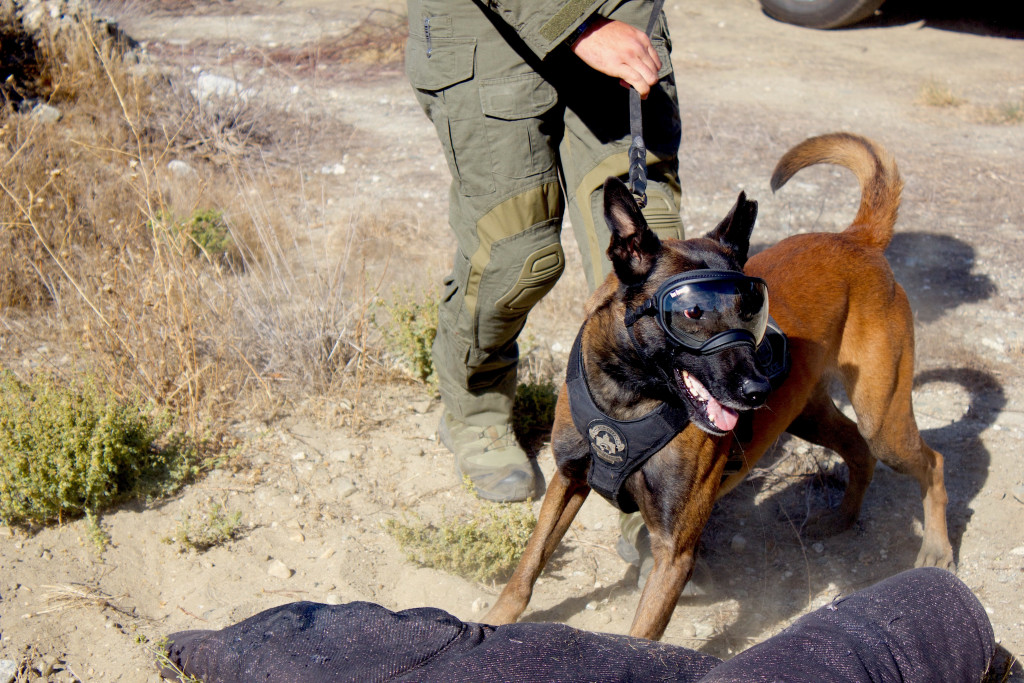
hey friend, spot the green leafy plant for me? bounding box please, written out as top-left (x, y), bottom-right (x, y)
top-left (513, 378), bottom-right (558, 452)
top-left (0, 369), bottom-right (200, 527)
top-left (385, 501), bottom-right (536, 583)
top-left (381, 288), bottom-right (438, 384)
top-left (164, 501), bottom-right (243, 553)
top-left (185, 209), bottom-right (234, 259)
top-left (149, 209), bottom-right (235, 263)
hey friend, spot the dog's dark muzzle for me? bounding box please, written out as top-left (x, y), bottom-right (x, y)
top-left (625, 270), bottom-right (769, 355)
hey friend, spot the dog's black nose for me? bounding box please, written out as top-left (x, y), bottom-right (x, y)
top-left (740, 378), bottom-right (771, 406)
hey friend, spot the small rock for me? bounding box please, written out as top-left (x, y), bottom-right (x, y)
top-left (319, 547), bottom-right (336, 560)
top-left (333, 478), bottom-right (357, 499)
top-left (331, 449), bottom-right (352, 463)
top-left (812, 542), bottom-right (825, 554)
top-left (0, 660), bottom-right (17, 683)
top-left (680, 623), bottom-right (697, 638)
top-left (292, 451), bottom-right (307, 461)
top-left (730, 533), bottom-right (748, 553)
top-left (585, 601), bottom-right (597, 611)
top-left (323, 593), bottom-right (343, 605)
top-left (1009, 546), bottom-right (1024, 557)
top-left (694, 622), bottom-right (714, 639)
top-left (167, 159), bottom-right (195, 177)
top-left (267, 560), bottom-right (294, 579)
top-left (289, 531), bottom-right (305, 543)
top-left (471, 597), bottom-right (489, 614)
top-left (409, 400), bottom-right (432, 414)
top-left (31, 103), bottom-right (61, 124)
top-left (195, 72), bottom-right (248, 102)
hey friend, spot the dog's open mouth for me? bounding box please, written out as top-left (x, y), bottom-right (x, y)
top-left (677, 369), bottom-right (739, 433)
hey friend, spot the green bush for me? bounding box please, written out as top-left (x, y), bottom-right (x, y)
top-left (185, 209), bottom-right (233, 258)
top-left (149, 208), bottom-right (235, 263)
top-left (385, 501), bottom-right (536, 583)
top-left (0, 369), bottom-right (199, 527)
top-left (381, 289), bottom-right (438, 385)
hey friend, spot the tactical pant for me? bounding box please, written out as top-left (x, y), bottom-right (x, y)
top-left (406, 0), bottom-right (684, 425)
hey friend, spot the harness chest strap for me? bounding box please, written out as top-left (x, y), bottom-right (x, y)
top-left (565, 318), bottom-right (791, 512)
top-left (565, 326), bottom-right (689, 513)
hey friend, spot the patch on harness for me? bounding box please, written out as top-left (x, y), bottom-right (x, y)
top-left (588, 421), bottom-right (627, 465)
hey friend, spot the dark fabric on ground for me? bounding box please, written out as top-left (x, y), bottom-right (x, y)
top-left (163, 568), bottom-right (993, 683)
top-left (700, 566), bottom-right (994, 683)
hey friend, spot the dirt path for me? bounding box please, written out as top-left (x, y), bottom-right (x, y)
top-left (1, 0), bottom-right (1022, 679)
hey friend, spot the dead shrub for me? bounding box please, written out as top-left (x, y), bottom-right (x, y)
top-left (0, 4), bottom-right (383, 438)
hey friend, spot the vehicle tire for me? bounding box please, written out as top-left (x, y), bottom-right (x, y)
top-left (759, 0), bottom-right (887, 29)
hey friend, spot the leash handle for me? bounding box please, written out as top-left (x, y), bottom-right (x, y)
top-left (626, 0), bottom-right (666, 208)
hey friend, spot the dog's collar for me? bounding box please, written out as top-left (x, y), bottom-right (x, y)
top-left (566, 324), bottom-right (690, 513)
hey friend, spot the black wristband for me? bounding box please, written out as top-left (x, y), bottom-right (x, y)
top-left (566, 18), bottom-right (592, 47)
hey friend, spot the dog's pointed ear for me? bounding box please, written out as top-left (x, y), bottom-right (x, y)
top-left (604, 177), bottom-right (661, 284)
top-left (706, 192), bottom-right (757, 266)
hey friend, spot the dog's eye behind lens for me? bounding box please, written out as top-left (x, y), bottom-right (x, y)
top-left (684, 306), bottom-right (703, 320)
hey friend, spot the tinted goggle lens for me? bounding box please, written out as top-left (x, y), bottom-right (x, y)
top-left (659, 275), bottom-right (768, 350)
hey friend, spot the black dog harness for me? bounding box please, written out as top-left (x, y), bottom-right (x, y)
top-left (566, 320), bottom-right (790, 512)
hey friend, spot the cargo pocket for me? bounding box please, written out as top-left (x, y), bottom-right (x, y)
top-left (406, 35), bottom-right (494, 196)
top-left (652, 37), bottom-right (674, 81)
top-left (479, 74), bottom-right (559, 179)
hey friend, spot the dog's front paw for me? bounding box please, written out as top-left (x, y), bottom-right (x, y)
top-left (914, 539), bottom-right (956, 571)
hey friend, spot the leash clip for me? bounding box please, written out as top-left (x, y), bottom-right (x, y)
top-left (627, 133), bottom-right (648, 209)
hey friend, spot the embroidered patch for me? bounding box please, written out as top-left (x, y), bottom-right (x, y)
top-left (588, 421), bottom-right (627, 465)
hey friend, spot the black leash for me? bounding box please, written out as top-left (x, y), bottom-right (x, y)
top-left (627, 0), bottom-right (667, 208)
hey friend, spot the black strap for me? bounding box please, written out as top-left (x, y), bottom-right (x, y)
top-left (626, 0), bottom-right (667, 208)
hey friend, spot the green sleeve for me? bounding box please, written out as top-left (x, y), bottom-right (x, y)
top-left (481, 0), bottom-right (620, 59)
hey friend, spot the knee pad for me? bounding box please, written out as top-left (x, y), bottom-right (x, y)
top-left (494, 242), bottom-right (565, 314)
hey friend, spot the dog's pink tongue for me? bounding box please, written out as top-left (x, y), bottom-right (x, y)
top-left (707, 398), bottom-right (739, 431)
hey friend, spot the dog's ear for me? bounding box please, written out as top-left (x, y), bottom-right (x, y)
top-left (604, 177), bottom-right (661, 284)
top-left (705, 192), bottom-right (757, 266)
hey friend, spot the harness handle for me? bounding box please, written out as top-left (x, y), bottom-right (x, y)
top-left (627, 0), bottom-right (667, 208)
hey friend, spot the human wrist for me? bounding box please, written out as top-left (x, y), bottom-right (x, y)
top-left (565, 16), bottom-right (596, 47)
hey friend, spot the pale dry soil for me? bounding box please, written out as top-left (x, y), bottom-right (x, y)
top-left (1, 0), bottom-right (1023, 680)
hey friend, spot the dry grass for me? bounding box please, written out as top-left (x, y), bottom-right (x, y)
top-left (0, 3), bottom-right (389, 445)
top-left (917, 79), bottom-right (964, 108)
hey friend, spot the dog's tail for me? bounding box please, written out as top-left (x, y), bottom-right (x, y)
top-left (770, 132), bottom-right (903, 251)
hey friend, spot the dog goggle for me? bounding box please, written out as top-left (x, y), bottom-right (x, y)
top-left (624, 270), bottom-right (770, 355)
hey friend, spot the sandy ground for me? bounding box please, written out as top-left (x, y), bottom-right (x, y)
top-left (1, 0), bottom-right (1023, 679)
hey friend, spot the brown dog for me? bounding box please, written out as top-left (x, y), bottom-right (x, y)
top-left (484, 133), bottom-right (954, 641)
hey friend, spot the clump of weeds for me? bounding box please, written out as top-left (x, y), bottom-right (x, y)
top-left (385, 495), bottom-right (536, 584)
top-left (164, 501), bottom-right (244, 553)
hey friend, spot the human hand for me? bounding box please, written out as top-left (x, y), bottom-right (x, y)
top-left (569, 18), bottom-right (662, 98)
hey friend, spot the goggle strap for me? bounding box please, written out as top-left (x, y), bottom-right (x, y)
top-left (624, 298), bottom-right (657, 328)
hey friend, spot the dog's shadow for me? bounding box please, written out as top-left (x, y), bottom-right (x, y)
top-left (690, 365), bottom-right (1002, 657)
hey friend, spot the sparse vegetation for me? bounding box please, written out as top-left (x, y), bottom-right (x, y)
top-left (0, 1), bottom-right (385, 441)
top-left (381, 288), bottom-right (438, 385)
top-left (164, 501), bottom-right (243, 552)
top-left (984, 100), bottom-right (1024, 125)
top-left (385, 500), bottom-right (536, 584)
top-left (513, 378), bottom-right (558, 451)
top-left (918, 79), bottom-right (964, 108)
top-left (0, 369), bottom-right (200, 527)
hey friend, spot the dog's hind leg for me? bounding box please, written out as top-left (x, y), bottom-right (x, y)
top-left (839, 291), bottom-right (954, 569)
top-left (484, 470), bottom-right (590, 625)
top-left (787, 383), bottom-right (876, 538)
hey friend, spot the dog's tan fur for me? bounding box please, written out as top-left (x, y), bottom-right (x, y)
top-left (484, 133), bottom-right (954, 641)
